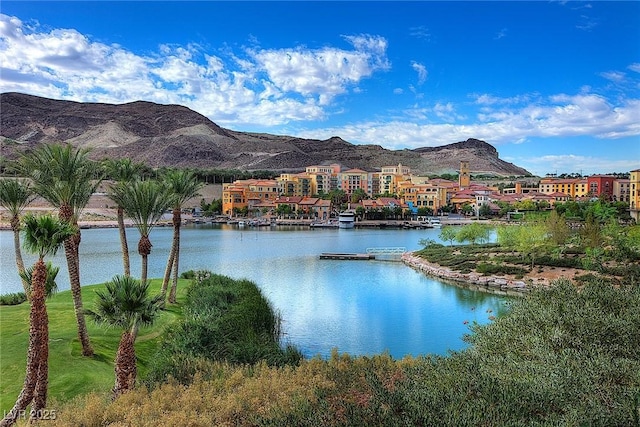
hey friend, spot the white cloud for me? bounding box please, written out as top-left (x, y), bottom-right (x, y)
top-left (411, 61), bottom-right (428, 85)
top-left (600, 71), bottom-right (626, 83)
top-left (250, 35), bottom-right (389, 106)
top-left (0, 14), bottom-right (389, 127)
top-left (628, 63), bottom-right (640, 74)
top-left (409, 26), bottom-right (431, 41)
top-left (297, 92), bottom-right (640, 149)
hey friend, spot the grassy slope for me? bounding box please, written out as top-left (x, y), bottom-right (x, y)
top-left (0, 278), bottom-right (188, 413)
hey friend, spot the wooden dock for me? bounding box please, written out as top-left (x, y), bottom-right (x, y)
top-left (319, 253), bottom-right (375, 260)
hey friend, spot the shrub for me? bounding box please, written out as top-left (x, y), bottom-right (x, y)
top-left (145, 272), bottom-right (303, 386)
top-left (0, 292), bottom-right (27, 305)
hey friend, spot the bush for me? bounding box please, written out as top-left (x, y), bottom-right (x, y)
top-left (145, 272), bottom-right (303, 386)
top-left (0, 292), bottom-right (27, 305)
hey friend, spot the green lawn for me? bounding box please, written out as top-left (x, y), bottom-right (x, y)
top-left (0, 278), bottom-right (189, 413)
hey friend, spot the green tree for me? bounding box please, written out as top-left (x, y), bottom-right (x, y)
top-left (20, 262), bottom-right (60, 300)
top-left (478, 203), bottom-right (492, 217)
top-left (496, 225), bottom-right (520, 249)
top-left (117, 179), bottom-right (172, 285)
top-left (19, 144), bottom-right (101, 357)
top-left (161, 170), bottom-right (203, 304)
top-left (1, 214), bottom-right (75, 426)
top-left (456, 223), bottom-right (491, 245)
top-left (0, 179), bottom-right (35, 297)
top-left (87, 275), bottom-right (163, 398)
top-left (515, 223), bottom-right (549, 268)
top-left (439, 226), bottom-right (458, 246)
top-left (545, 210), bottom-right (571, 247)
top-left (103, 158), bottom-right (146, 277)
top-left (350, 188), bottom-right (368, 204)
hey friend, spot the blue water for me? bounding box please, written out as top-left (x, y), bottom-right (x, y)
top-left (0, 225), bottom-right (508, 359)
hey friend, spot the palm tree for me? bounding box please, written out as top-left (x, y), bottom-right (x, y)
top-left (0, 178), bottom-right (35, 297)
top-left (1, 214), bottom-right (75, 426)
top-left (20, 262), bottom-right (61, 299)
top-left (161, 170), bottom-right (203, 303)
top-left (19, 144), bottom-right (101, 357)
top-left (103, 159), bottom-right (146, 277)
top-left (117, 179), bottom-right (172, 285)
top-left (86, 275), bottom-right (163, 398)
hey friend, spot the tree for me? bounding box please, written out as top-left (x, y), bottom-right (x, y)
top-left (515, 223), bottom-right (550, 269)
top-left (19, 144), bottom-right (101, 357)
top-left (456, 223), bottom-right (491, 245)
top-left (439, 226), bottom-right (458, 246)
top-left (545, 210), bottom-right (571, 247)
top-left (117, 179), bottom-right (172, 285)
top-left (0, 179), bottom-right (35, 297)
top-left (350, 188), bottom-right (367, 204)
top-left (86, 275), bottom-right (163, 398)
top-left (1, 214), bottom-right (75, 426)
top-left (103, 158), bottom-right (146, 277)
top-left (478, 203), bottom-right (492, 217)
top-left (161, 170), bottom-right (203, 304)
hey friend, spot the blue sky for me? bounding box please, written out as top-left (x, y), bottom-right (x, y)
top-left (1, 1), bottom-right (639, 177)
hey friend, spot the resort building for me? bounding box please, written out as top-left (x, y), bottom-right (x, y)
top-left (340, 168), bottom-right (370, 195)
top-left (538, 177), bottom-right (588, 198)
top-left (630, 169), bottom-right (640, 222)
top-left (587, 175), bottom-right (616, 200)
top-left (380, 163), bottom-right (411, 195)
top-left (222, 179), bottom-right (278, 216)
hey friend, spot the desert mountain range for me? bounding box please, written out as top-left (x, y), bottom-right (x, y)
top-left (0, 92), bottom-right (531, 177)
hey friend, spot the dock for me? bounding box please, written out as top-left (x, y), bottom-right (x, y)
top-left (319, 253), bottom-right (375, 260)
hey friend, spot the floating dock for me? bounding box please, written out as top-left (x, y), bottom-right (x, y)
top-left (319, 253), bottom-right (375, 260)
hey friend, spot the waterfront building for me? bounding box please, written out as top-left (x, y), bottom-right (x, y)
top-left (630, 169), bottom-right (640, 222)
top-left (340, 168), bottom-right (369, 196)
top-left (380, 163), bottom-right (411, 195)
top-left (613, 179), bottom-right (630, 203)
top-left (222, 179), bottom-right (278, 216)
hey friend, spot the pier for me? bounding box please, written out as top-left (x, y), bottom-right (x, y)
top-left (319, 253), bottom-right (375, 260)
top-left (319, 247), bottom-right (407, 261)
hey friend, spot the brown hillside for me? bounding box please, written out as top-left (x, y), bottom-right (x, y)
top-left (0, 92), bottom-right (531, 176)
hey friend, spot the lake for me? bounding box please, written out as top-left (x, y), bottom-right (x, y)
top-left (0, 224), bottom-right (509, 359)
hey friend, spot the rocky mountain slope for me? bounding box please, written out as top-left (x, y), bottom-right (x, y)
top-left (0, 92), bottom-right (531, 176)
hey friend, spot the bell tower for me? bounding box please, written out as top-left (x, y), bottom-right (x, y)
top-left (459, 161), bottom-right (470, 188)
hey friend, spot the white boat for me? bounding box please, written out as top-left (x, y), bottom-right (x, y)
top-left (338, 211), bottom-right (356, 229)
top-left (429, 218), bottom-right (441, 227)
top-left (237, 220), bottom-right (246, 227)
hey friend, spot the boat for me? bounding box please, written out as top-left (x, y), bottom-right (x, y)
top-left (237, 220), bottom-right (246, 227)
top-left (429, 218), bottom-right (442, 228)
top-left (338, 211), bottom-right (356, 229)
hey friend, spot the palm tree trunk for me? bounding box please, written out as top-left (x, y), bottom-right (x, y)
top-left (0, 259), bottom-right (46, 427)
top-left (168, 241), bottom-right (180, 304)
top-left (11, 218), bottom-right (29, 298)
top-left (59, 205), bottom-right (94, 357)
top-left (31, 298), bottom-right (49, 420)
top-left (160, 248), bottom-right (175, 300)
top-left (138, 235), bottom-right (152, 285)
top-left (164, 209), bottom-right (181, 302)
top-left (113, 331), bottom-right (137, 399)
top-left (63, 237), bottom-right (94, 357)
top-left (117, 207), bottom-right (131, 276)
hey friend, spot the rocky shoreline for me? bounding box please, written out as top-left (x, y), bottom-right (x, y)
top-left (401, 252), bottom-right (538, 296)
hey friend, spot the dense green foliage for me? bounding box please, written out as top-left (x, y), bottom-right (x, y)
top-left (50, 277), bottom-right (640, 426)
top-left (0, 292), bottom-right (27, 306)
top-left (144, 271), bottom-right (303, 385)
